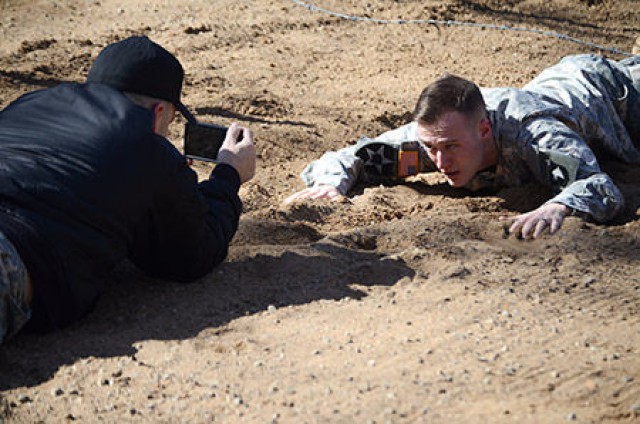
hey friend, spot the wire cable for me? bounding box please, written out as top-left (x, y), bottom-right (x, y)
top-left (290, 0), bottom-right (634, 57)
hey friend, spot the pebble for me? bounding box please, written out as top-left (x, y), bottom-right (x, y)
top-left (17, 394), bottom-right (32, 403)
top-left (582, 276), bottom-right (596, 287)
top-left (99, 377), bottom-right (112, 386)
top-left (567, 412), bottom-right (577, 421)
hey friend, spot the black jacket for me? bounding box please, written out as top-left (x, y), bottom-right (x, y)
top-left (0, 83), bottom-right (242, 331)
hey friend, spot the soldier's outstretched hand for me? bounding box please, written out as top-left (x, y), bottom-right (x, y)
top-left (500, 202), bottom-right (570, 239)
top-left (284, 184), bottom-right (342, 204)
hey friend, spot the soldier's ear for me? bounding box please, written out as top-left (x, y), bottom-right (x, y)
top-left (479, 117), bottom-right (492, 139)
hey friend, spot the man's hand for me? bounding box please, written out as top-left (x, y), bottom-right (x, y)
top-left (284, 184), bottom-right (342, 204)
top-left (216, 122), bottom-right (256, 184)
top-left (500, 203), bottom-right (569, 239)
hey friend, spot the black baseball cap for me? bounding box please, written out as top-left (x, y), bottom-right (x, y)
top-left (87, 35), bottom-right (196, 122)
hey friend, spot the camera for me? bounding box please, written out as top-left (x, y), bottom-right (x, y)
top-left (183, 121), bottom-right (227, 162)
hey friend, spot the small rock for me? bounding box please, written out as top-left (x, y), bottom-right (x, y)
top-left (383, 407), bottom-right (396, 415)
top-left (582, 276), bottom-right (596, 287)
top-left (17, 394), bottom-right (32, 404)
top-left (567, 412), bottom-right (577, 421)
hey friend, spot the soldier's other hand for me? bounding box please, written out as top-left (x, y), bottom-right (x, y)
top-left (284, 185), bottom-right (342, 204)
top-left (217, 122), bottom-right (256, 184)
top-left (499, 202), bottom-right (569, 239)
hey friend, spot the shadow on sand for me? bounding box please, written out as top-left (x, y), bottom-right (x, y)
top-left (0, 240), bottom-right (414, 390)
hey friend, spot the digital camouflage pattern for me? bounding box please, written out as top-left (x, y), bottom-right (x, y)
top-left (301, 54), bottom-right (640, 222)
top-left (0, 231), bottom-right (30, 344)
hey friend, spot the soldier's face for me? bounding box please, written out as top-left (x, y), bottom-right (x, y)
top-left (418, 111), bottom-right (489, 187)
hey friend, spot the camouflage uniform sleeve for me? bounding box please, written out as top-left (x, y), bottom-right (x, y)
top-left (519, 117), bottom-right (624, 222)
top-left (300, 122), bottom-right (419, 195)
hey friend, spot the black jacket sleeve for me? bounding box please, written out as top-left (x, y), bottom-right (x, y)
top-left (128, 140), bottom-right (242, 282)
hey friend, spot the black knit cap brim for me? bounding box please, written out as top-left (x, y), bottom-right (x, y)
top-left (87, 35), bottom-right (195, 122)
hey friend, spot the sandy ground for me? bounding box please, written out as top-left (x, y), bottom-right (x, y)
top-left (1, 0), bottom-right (640, 422)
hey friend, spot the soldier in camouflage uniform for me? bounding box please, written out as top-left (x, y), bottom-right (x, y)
top-left (286, 54), bottom-right (640, 239)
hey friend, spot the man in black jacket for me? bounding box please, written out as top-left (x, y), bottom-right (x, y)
top-left (0, 36), bottom-right (256, 342)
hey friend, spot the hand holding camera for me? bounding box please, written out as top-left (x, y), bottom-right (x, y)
top-left (184, 121), bottom-right (256, 184)
top-left (217, 123), bottom-right (256, 184)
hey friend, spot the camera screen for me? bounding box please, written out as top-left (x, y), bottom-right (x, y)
top-left (183, 122), bottom-right (227, 162)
